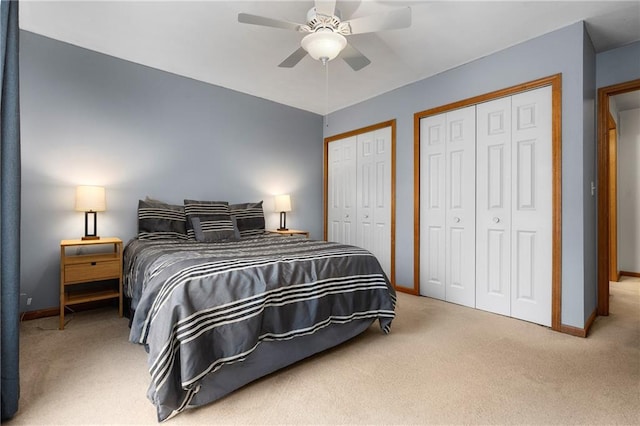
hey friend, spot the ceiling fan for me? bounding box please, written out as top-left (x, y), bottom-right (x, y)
top-left (238, 0), bottom-right (411, 71)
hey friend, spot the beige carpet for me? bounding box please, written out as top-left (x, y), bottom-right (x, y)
top-left (10, 278), bottom-right (639, 425)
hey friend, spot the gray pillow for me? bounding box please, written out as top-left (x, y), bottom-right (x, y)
top-left (184, 199), bottom-right (236, 242)
top-left (137, 199), bottom-right (187, 240)
top-left (230, 201), bottom-right (266, 237)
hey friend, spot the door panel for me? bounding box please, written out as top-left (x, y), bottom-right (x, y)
top-left (514, 230), bottom-right (536, 299)
top-left (420, 114), bottom-right (446, 299)
top-left (449, 227), bottom-right (464, 287)
top-left (420, 107), bottom-right (475, 305)
top-left (428, 154), bottom-right (442, 209)
top-left (373, 127), bottom-right (392, 277)
top-left (444, 106), bottom-right (476, 307)
top-left (328, 143), bottom-right (342, 242)
top-left (449, 150), bottom-right (463, 209)
top-left (342, 222), bottom-right (353, 245)
top-left (327, 137), bottom-right (357, 245)
top-left (358, 127), bottom-right (392, 278)
top-left (476, 97), bottom-right (512, 316)
top-left (487, 229), bottom-right (507, 296)
top-left (357, 133), bottom-right (374, 252)
top-left (510, 86), bottom-right (552, 326)
top-left (488, 145), bottom-right (505, 209)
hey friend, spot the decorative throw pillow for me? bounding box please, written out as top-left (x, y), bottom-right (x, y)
top-left (137, 199), bottom-right (188, 240)
top-left (230, 201), bottom-right (266, 237)
top-left (184, 199), bottom-right (236, 242)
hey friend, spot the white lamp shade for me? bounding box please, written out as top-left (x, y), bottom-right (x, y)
top-left (75, 185), bottom-right (106, 212)
top-left (274, 194), bottom-right (292, 212)
top-left (301, 31), bottom-right (347, 61)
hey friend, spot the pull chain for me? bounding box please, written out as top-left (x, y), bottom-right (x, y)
top-left (325, 59), bottom-right (329, 128)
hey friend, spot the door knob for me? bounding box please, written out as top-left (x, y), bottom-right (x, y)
top-left (453, 217), bottom-right (460, 223)
top-left (345, 214), bottom-right (349, 218)
top-left (364, 214), bottom-right (369, 219)
top-left (492, 217), bottom-right (500, 223)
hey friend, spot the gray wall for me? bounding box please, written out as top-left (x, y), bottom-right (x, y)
top-left (19, 31), bottom-right (323, 312)
top-left (325, 22), bottom-right (591, 328)
top-left (583, 29), bottom-right (597, 323)
top-left (596, 41), bottom-right (640, 88)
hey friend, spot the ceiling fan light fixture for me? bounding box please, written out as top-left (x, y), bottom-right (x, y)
top-left (301, 30), bottom-right (346, 62)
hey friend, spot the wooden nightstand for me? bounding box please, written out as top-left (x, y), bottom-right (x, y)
top-left (59, 237), bottom-right (123, 330)
top-left (267, 229), bottom-right (310, 238)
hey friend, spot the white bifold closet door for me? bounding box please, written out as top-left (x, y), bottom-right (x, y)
top-left (328, 136), bottom-right (357, 245)
top-left (356, 127), bottom-right (392, 276)
top-left (475, 86), bottom-right (552, 326)
top-left (419, 85), bottom-right (552, 326)
top-left (419, 106), bottom-right (477, 307)
top-left (327, 126), bottom-right (392, 278)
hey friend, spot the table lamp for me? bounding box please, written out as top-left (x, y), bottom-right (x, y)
top-left (75, 185), bottom-right (106, 240)
top-left (274, 194), bottom-right (291, 231)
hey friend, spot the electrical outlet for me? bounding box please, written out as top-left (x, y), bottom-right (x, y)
top-left (27, 297), bottom-right (32, 306)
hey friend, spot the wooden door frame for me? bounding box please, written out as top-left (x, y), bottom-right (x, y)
top-left (607, 113), bottom-right (619, 283)
top-left (413, 74), bottom-right (563, 331)
top-left (597, 78), bottom-right (640, 316)
top-left (323, 119), bottom-right (397, 288)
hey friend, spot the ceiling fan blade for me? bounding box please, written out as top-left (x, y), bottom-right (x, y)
top-left (238, 13), bottom-right (304, 32)
top-left (314, 0), bottom-right (336, 17)
top-left (278, 47), bottom-right (308, 68)
top-left (341, 43), bottom-right (371, 71)
top-left (342, 7), bottom-right (411, 35)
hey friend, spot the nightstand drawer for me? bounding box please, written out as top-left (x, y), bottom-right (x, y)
top-left (64, 260), bottom-right (120, 283)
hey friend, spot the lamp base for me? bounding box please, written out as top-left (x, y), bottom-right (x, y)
top-left (83, 211), bottom-right (101, 241)
top-left (278, 211), bottom-right (289, 232)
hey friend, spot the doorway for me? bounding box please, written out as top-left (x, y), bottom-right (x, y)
top-left (597, 78), bottom-right (640, 316)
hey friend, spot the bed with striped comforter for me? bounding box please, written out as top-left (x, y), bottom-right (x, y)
top-left (124, 234), bottom-right (396, 421)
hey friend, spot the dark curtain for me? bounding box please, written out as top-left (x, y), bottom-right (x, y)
top-left (0, 0), bottom-right (21, 420)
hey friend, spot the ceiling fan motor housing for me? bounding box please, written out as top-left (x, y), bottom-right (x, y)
top-left (306, 7), bottom-right (343, 32)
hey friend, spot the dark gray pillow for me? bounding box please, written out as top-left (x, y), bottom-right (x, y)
top-left (230, 201), bottom-right (266, 237)
top-left (137, 199), bottom-right (187, 240)
top-left (184, 199), bottom-right (236, 242)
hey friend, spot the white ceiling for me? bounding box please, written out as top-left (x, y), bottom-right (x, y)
top-left (19, 1), bottom-right (640, 115)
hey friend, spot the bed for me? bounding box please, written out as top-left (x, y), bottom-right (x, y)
top-left (124, 199), bottom-right (396, 421)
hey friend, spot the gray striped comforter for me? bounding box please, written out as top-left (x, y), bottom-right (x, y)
top-left (124, 235), bottom-right (396, 421)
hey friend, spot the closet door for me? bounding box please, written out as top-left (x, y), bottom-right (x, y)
top-left (510, 86), bottom-right (552, 326)
top-left (357, 127), bottom-right (392, 277)
top-left (420, 113), bottom-right (447, 299)
top-left (475, 86), bottom-right (552, 325)
top-left (476, 97), bottom-right (513, 316)
top-left (419, 107), bottom-right (476, 306)
top-left (444, 106), bottom-right (476, 307)
top-left (327, 137), bottom-right (357, 245)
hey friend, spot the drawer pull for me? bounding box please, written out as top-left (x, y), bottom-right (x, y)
top-left (91, 262), bottom-right (97, 266)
